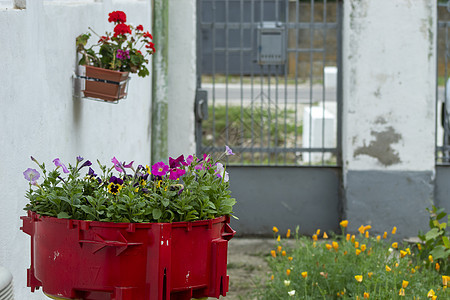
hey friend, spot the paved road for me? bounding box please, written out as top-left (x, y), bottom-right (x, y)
top-left (202, 83), bottom-right (448, 105)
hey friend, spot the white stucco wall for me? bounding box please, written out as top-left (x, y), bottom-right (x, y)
top-left (342, 0), bottom-right (436, 172)
top-left (0, 0), bottom-right (196, 298)
top-left (168, 0), bottom-right (197, 157)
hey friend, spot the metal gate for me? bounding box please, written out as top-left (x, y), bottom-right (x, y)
top-left (437, 0), bottom-right (450, 164)
top-left (195, 0), bottom-right (343, 235)
top-left (196, 0), bottom-right (342, 167)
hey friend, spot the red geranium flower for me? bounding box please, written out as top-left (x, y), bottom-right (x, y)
top-left (113, 23), bottom-right (132, 37)
top-left (143, 31), bottom-right (153, 39)
top-left (145, 42), bottom-right (155, 52)
top-left (136, 25), bottom-right (144, 31)
top-left (98, 36), bottom-right (109, 43)
top-left (108, 11), bottom-right (126, 23)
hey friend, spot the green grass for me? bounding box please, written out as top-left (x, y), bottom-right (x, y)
top-left (202, 104), bottom-right (306, 165)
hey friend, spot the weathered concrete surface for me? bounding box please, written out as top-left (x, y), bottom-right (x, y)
top-left (228, 166), bottom-right (341, 237)
top-left (345, 170), bottom-right (433, 238)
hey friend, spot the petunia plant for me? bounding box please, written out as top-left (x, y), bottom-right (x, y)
top-left (23, 148), bottom-right (236, 223)
top-left (76, 10), bottom-right (155, 77)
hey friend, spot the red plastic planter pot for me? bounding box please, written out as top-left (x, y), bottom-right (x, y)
top-left (21, 211), bottom-right (235, 300)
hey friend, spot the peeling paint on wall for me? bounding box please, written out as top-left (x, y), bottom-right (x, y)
top-left (353, 126), bottom-right (402, 166)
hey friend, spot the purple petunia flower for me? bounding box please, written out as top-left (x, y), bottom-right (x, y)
top-left (214, 163), bottom-right (230, 182)
top-left (225, 145), bottom-right (235, 156)
top-left (186, 155), bottom-right (194, 165)
top-left (77, 156), bottom-right (84, 162)
top-left (87, 167), bottom-right (97, 177)
top-left (79, 160), bottom-right (92, 170)
top-left (111, 157), bottom-right (124, 172)
top-left (152, 161), bottom-right (169, 176)
top-left (53, 158), bottom-right (69, 173)
top-left (169, 168), bottom-right (186, 180)
top-left (23, 168), bottom-right (40, 184)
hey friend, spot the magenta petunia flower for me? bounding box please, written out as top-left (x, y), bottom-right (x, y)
top-left (53, 158), bottom-right (69, 173)
top-left (23, 168), bottom-right (40, 184)
top-left (225, 145), bottom-right (235, 156)
top-left (169, 168), bottom-right (186, 180)
top-left (186, 155), bottom-right (194, 165)
top-left (152, 161), bottom-right (169, 176)
top-left (123, 161), bottom-right (134, 169)
top-left (111, 157), bottom-right (124, 172)
top-left (169, 155), bottom-right (185, 168)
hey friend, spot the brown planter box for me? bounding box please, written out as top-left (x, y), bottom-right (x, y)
top-left (83, 65), bottom-right (129, 101)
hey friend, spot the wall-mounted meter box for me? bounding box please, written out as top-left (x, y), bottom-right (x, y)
top-left (257, 22), bottom-right (286, 65)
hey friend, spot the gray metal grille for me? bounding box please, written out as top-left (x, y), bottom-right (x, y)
top-left (437, 0), bottom-right (450, 164)
top-left (196, 0), bottom-right (342, 166)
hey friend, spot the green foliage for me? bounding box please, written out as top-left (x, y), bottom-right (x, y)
top-left (256, 224), bottom-right (448, 299)
top-left (418, 205), bottom-right (450, 273)
top-left (24, 153), bottom-right (236, 223)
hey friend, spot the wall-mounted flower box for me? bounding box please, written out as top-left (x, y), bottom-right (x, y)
top-left (75, 10), bottom-right (155, 103)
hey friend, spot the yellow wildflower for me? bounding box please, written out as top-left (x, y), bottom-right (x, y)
top-left (344, 251), bottom-right (348, 255)
top-left (286, 269), bottom-right (291, 276)
top-left (376, 235), bottom-right (381, 242)
top-left (368, 272), bottom-right (373, 278)
top-left (395, 263), bottom-right (399, 268)
top-left (402, 280), bottom-right (409, 288)
top-left (364, 225), bottom-right (372, 231)
top-left (400, 250), bottom-right (407, 258)
top-left (392, 242), bottom-right (398, 249)
top-left (361, 244), bottom-right (367, 252)
top-left (273, 226), bottom-right (279, 233)
top-left (301, 271), bottom-right (307, 279)
top-left (442, 275), bottom-right (450, 286)
top-left (399, 288), bottom-right (405, 296)
top-left (323, 232), bottom-right (328, 239)
top-left (355, 275), bottom-right (363, 282)
top-left (356, 249), bottom-right (361, 256)
top-left (406, 248), bottom-right (411, 255)
top-left (355, 241), bottom-right (360, 249)
top-left (277, 246), bottom-right (282, 253)
top-left (270, 274), bottom-right (274, 280)
top-left (427, 289), bottom-right (435, 298)
top-left (365, 231), bottom-right (369, 238)
top-left (332, 241), bottom-right (339, 251)
top-left (411, 268), bottom-right (416, 274)
top-left (418, 243), bottom-right (422, 250)
top-left (313, 242), bottom-right (317, 247)
top-left (312, 234), bottom-right (318, 241)
top-left (316, 229), bottom-right (321, 235)
top-left (429, 255), bottom-right (434, 263)
top-left (340, 220), bottom-right (348, 228)
top-left (351, 235), bottom-right (355, 243)
top-left (282, 251), bottom-right (286, 257)
top-left (386, 265), bottom-right (392, 272)
top-left (358, 225), bottom-right (366, 234)
top-left (277, 235), bottom-right (281, 242)
top-left (288, 256), bottom-right (293, 261)
top-left (383, 231), bottom-right (388, 239)
top-left (346, 233), bottom-right (351, 241)
top-left (364, 292), bottom-right (370, 299)
top-left (270, 250), bottom-right (276, 258)
top-left (325, 244), bottom-right (332, 250)
top-left (392, 226), bottom-right (397, 235)
top-left (436, 263), bottom-right (440, 271)
top-left (286, 229), bottom-right (291, 238)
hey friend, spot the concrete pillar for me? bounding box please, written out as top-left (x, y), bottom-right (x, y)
top-left (342, 0), bottom-right (437, 238)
